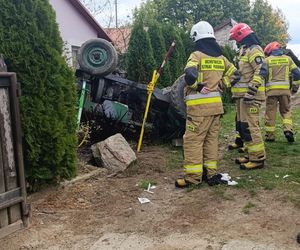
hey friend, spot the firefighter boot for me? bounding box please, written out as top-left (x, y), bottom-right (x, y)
top-left (202, 168), bottom-right (208, 182)
top-left (284, 131), bottom-right (295, 143)
top-left (265, 132), bottom-right (275, 142)
top-left (228, 136), bottom-right (243, 150)
top-left (235, 156), bottom-right (249, 164)
top-left (175, 175), bottom-right (201, 188)
top-left (238, 146), bottom-right (248, 153)
top-left (240, 161), bottom-right (264, 170)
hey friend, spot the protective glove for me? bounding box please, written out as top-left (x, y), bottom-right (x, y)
top-left (243, 85), bottom-right (258, 104)
top-left (231, 70), bottom-right (241, 86)
top-left (200, 86), bottom-right (212, 94)
top-left (190, 82), bottom-right (205, 92)
top-left (291, 85), bottom-right (299, 95)
top-left (193, 83), bottom-right (213, 94)
top-left (196, 83), bottom-right (205, 92)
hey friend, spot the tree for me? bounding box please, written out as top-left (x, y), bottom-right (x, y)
top-left (81, 0), bottom-right (114, 27)
top-left (125, 19), bottom-right (156, 84)
top-left (135, 0), bottom-right (288, 45)
top-left (133, 0), bottom-right (289, 86)
top-left (250, 0), bottom-right (289, 47)
top-left (136, 0), bottom-right (252, 28)
top-left (0, 0), bottom-right (77, 185)
top-left (161, 25), bottom-right (187, 83)
top-left (81, 0), bottom-right (111, 16)
top-left (179, 29), bottom-right (193, 62)
top-left (147, 21), bottom-right (172, 88)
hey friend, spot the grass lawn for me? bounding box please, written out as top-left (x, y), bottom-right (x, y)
top-left (221, 103), bottom-right (300, 206)
top-left (167, 102), bottom-right (300, 206)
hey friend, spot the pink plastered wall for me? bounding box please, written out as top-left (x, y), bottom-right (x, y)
top-left (49, 0), bottom-right (98, 48)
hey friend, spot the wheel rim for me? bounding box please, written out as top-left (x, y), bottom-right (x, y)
top-left (85, 46), bottom-right (108, 68)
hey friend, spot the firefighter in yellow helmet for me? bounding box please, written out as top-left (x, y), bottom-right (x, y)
top-left (264, 42), bottom-right (300, 142)
top-left (229, 23), bottom-right (268, 170)
top-left (175, 21), bottom-right (240, 187)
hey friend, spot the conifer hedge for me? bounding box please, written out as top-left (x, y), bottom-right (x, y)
top-left (161, 25), bottom-right (186, 84)
top-left (147, 21), bottom-right (172, 88)
top-left (0, 0), bottom-right (77, 185)
top-left (126, 19), bottom-right (156, 84)
top-left (126, 19), bottom-right (188, 87)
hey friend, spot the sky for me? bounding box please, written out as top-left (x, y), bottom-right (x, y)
top-left (102, 0), bottom-right (300, 55)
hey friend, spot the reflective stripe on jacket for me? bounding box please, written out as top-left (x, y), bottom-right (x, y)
top-left (184, 51), bottom-right (238, 117)
top-left (266, 55), bottom-right (297, 96)
top-left (185, 91), bottom-right (222, 106)
top-left (266, 81), bottom-right (290, 90)
top-left (231, 83), bottom-right (265, 93)
top-left (232, 45), bottom-right (266, 100)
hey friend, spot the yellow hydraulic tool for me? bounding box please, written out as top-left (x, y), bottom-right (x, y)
top-left (137, 41), bottom-right (176, 152)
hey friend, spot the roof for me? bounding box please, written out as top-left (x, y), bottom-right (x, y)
top-left (68, 0), bottom-right (112, 42)
top-left (214, 18), bottom-right (237, 32)
top-left (105, 28), bottom-right (132, 53)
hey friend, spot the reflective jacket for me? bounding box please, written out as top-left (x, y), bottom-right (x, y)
top-left (184, 51), bottom-right (238, 117)
top-left (265, 54), bottom-right (300, 96)
top-left (231, 45), bottom-right (267, 100)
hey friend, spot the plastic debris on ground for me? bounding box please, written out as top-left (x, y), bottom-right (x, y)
top-left (221, 173), bottom-right (231, 182)
top-left (283, 175), bottom-right (290, 179)
top-left (138, 197), bottom-right (151, 204)
top-left (275, 175), bottom-right (279, 178)
top-left (144, 183), bottom-right (154, 194)
top-left (227, 180), bottom-right (238, 186)
top-left (220, 173), bottom-right (238, 186)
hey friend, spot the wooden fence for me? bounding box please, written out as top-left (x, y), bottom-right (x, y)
top-left (0, 72), bottom-right (30, 238)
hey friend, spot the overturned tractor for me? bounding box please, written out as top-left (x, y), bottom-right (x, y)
top-left (76, 38), bottom-right (186, 143)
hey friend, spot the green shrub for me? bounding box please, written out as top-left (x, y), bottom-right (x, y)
top-left (147, 21), bottom-right (172, 88)
top-left (126, 19), bottom-right (156, 84)
top-left (0, 0), bottom-right (77, 185)
top-left (161, 25), bottom-right (186, 84)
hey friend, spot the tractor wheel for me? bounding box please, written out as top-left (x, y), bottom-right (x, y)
top-left (170, 75), bottom-right (187, 119)
top-left (78, 38), bottom-right (118, 76)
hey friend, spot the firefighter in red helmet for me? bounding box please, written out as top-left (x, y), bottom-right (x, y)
top-left (264, 41), bottom-right (300, 142)
top-left (229, 23), bottom-right (268, 170)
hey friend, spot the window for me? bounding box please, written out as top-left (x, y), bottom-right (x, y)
top-left (71, 45), bottom-right (80, 69)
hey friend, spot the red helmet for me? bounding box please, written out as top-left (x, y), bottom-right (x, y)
top-left (229, 23), bottom-right (254, 42)
top-left (264, 41), bottom-right (281, 56)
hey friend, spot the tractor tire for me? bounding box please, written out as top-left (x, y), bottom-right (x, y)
top-left (94, 78), bottom-right (106, 103)
top-left (78, 38), bottom-right (118, 76)
top-left (170, 75), bottom-right (187, 119)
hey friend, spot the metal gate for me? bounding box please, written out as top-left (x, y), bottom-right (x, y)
top-left (0, 72), bottom-right (29, 238)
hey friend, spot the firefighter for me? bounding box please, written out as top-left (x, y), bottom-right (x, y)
top-left (175, 21), bottom-right (240, 188)
top-left (228, 55), bottom-right (245, 152)
top-left (229, 23), bottom-right (268, 170)
top-left (264, 41), bottom-right (300, 142)
top-left (228, 128), bottom-right (244, 150)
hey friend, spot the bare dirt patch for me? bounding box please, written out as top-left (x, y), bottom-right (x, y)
top-left (0, 146), bottom-right (299, 250)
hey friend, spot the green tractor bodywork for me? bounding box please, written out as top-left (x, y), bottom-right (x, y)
top-left (76, 38), bottom-right (185, 142)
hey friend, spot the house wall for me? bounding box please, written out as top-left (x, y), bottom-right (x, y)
top-left (49, 0), bottom-right (98, 65)
top-left (50, 0), bottom-right (98, 46)
top-left (215, 25), bottom-right (238, 50)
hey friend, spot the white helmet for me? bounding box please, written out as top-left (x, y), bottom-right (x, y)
top-left (190, 21), bottom-right (215, 42)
